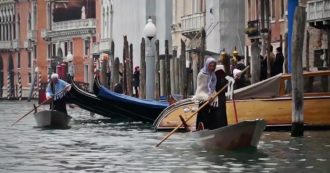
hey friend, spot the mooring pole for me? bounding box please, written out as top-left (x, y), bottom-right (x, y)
top-left (291, 6), bottom-right (306, 137)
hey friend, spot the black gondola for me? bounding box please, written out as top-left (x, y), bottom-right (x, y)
top-left (93, 78), bottom-right (169, 122)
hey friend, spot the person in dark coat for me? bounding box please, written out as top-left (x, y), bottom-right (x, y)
top-left (132, 66), bottom-right (140, 97)
top-left (233, 56), bottom-right (248, 89)
top-left (208, 64), bottom-right (228, 129)
top-left (260, 55), bottom-right (268, 81)
top-left (271, 47), bottom-right (284, 76)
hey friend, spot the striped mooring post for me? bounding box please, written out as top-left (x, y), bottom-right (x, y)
top-left (7, 72), bottom-right (10, 100)
top-left (35, 72), bottom-right (42, 98)
top-left (38, 72), bottom-right (42, 95)
top-left (18, 72), bottom-right (22, 100)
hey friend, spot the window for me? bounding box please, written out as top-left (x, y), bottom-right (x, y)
top-left (13, 15), bottom-right (16, 39)
top-left (0, 16), bottom-right (2, 40)
top-left (64, 42), bottom-right (68, 56)
top-left (280, 0), bottom-right (285, 19)
top-left (17, 52), bottom-right (20, 68)
top-left (28, 52), bottom-right (31, 68)
top-left (28, 13), bottom-right (32, 30)
top-left (256, 0), bottom-right (259, 20)
top-left (34, 45), bottom-right (37, 59)
top-left (271, 0), bottom-right (276, 20)
top-left (48, 67), bottom-right (52, 75)
top-left (28, 72), bottom-right (32, 84)
top-left (84, 39), bottom-right (90, 55)
top-left (48, 44), bottom-right (51, 58)
top-left (52, 44), bottom-right (56, 57)
top-left (70, 41), bottom-right (73, 54)
top-left (248, 0), bottom-right (251, 21)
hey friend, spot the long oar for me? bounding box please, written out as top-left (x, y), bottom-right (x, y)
top-left (11, 85), bottom-right (71, 126)
top-left (155, 66), bottom-right (249, 147)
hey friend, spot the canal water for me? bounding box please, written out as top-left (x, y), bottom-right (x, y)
top-left (0, 101), bottom-right (330, 173)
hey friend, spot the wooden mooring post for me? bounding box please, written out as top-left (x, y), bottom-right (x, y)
top-left (291, 6), bottom-right (306, 137)
top-left (113, 57), bottom-right (120, 87)
top-left (251, 40), bottom-right (261, 84)
top-left (140, 38), bottom-right (146, 99)
top-left (110, 41), bottom-right (115, 90)
top-left (123, 36), bottom-right (128, 95)
top-left (154, 40), bottom-right (160, 100)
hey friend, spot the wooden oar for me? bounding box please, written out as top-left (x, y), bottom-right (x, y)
top-left (155, 66), bottom-right (249, 147)
top-left (11, 85), bottom-right (71, 126)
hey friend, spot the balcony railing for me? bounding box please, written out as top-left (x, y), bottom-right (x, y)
top-left (0, 40), bottom-right (18, 50)
top-left (52, 19), bottom-right (96, 31)
top-left (99, 38), bottom-right (111, 53)
top-left (307, 0), bottom-right (330, 21)
top-left (181, 12), bottom-right (205, 38)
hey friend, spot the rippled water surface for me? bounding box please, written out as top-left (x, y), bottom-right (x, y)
top-left (1, 101), bottom-right (330, 173)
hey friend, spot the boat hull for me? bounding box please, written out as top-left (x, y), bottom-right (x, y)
top-left (68, 82), bottom-right (134, 121)
top-left (190, 120), bottom-right (266, 150)
top-left (226, 96), bottom-right (330, 126)
top-left (94, 78), bottom-right (169, 122)
top-left (154, 96), bottom-right (330, 130)
top-left (34, 110), bottom-right (71, 128)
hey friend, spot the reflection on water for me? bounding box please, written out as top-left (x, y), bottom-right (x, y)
top-left (0, 101), bottom-right (329, 172)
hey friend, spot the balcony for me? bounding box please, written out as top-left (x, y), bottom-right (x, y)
top-left (307, 0), bottom-right (330, 28)
top-left (0, 40), bottom-right (18, 50)
top-left (52, 19), bottom-right (96, 31)
top-left (27, 30), bottom-right (37, 41)
top-left (99, 38), bottom-right (112, 53)
top-left (181, 12), bottom-right (205, 39)
top-left (42, 19), bottom-right (96, 40)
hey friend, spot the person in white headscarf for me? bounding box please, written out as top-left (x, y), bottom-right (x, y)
top-left (46, 73), bottom-right (71, 114)
top-left (193, 57), bottom-right (218, 130)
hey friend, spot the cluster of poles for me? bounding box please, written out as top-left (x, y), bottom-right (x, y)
top-left (98, 36), bottom-right (203, 100)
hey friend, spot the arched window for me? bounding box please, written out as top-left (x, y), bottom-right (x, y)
top-left (0, 13), bottom-right (2, 41)
top-left (102, 7), bottom-right (105, 38)
top-left (107, 6), bottom-right (110, 38)
top-left (28, 72), bottom-right (32, 83)
top-left (28, 13), bottom-right (31, 31)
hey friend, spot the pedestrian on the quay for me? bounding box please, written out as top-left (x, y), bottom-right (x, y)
top-left (193, 57), bottom-right (218, 130)
top-left (233, 56), bottom-right (248, 89)
top-left (133, 66), bottom-right (140, 97)
top-left (271, 47), bottom-right (284, 76)
top-left (260, 54), bottom-right (268, 81)
top-left (46, 73), bottom-right (71, 114)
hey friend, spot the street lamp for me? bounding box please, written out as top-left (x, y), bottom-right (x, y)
top-left (143, 17), bottom-right (156, 99)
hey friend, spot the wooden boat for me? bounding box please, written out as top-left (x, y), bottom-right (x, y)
top-left (154, 70), bottom-right (330, 130)
top-left (34, 110), bottom-right (71, 128)
top-left (190, 119), bottom-right (266, 150)
top-left (93, 78), bottom-right (169, 122)
top-left (68, 81), bottom-right (135, 121)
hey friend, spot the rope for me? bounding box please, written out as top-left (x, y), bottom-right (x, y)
top-left (18, 72), bottom-right (22, 100)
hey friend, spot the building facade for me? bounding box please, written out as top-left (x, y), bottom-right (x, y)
top-left (0, 0), bottom-right (38, 99)
top-left (245, 0), bottom-right (288, 57)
